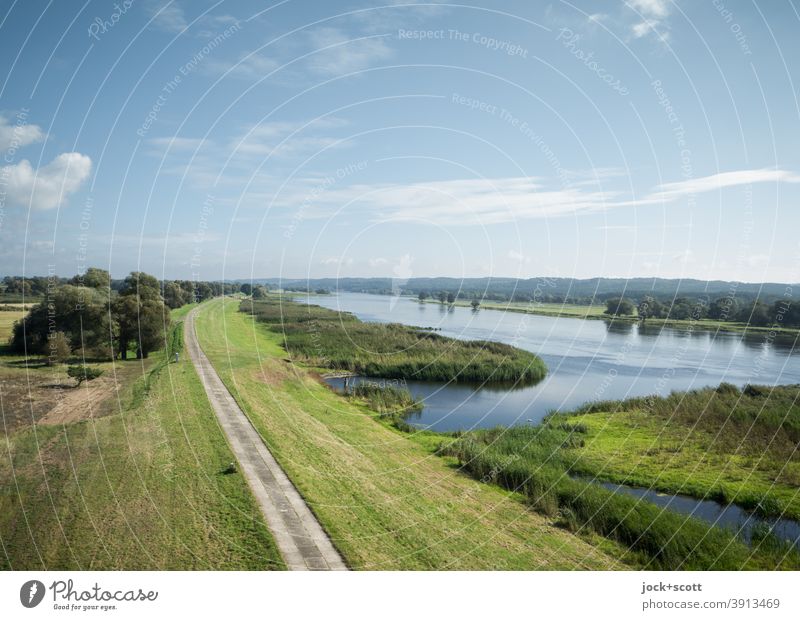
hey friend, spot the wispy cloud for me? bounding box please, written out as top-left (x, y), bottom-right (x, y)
top-left (647, 168), bottom-right (800, 201)
top-left (306, 28), bottom-right (393, 76)
top-left (626, 0), bottom-right (672, 41)
top-left (204, 52), bottom-right (279, 80)
top-left (0, 115), bottom-right (44, 150)
top-left (146, 0), bottom-right (188, 33)
top-left (274, 168), bottom-right (799, 226)
top-left (1, 153), bottom-right (92, 210)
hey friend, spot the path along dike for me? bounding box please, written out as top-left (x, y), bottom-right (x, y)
top-left (185, 306), bottom-right (347, 570)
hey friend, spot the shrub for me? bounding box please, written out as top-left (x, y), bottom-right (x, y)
top-left (67, 365), bottom-right (104, 386)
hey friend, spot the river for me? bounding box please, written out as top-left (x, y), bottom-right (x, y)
top-left (305, 292), bottom-right (800, 432)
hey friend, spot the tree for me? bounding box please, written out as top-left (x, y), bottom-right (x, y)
top-left (70, 267), bottom-right (110, 290)
top-left (637, 296), bottom-right (663, 321)
top-left (162, 281), bottom-right (187, 309)
top-left (67, 365), bottom-right (103, 386)
top-left (738, 300), bottom-right (771, 327)
top-left (446, 292), bottom-right (456, 305)
top-left (438, 291), bottom-right (448, 304)
top-left (708, 296), bottom-right (738, 321)
top-left (252, 285), bottom-right (268, 299)
top-left (471, 298), bottom-right (480, 310)
top-left (240, 283), bottom-right (253, 296)
top-left (10, 284), bottom-right (113, 357)
top-left (194, 282), bottom-right (214, 302)
top-left (48, 331), bottom-right (71, 365)
top-left (120, 271), bottom-right (161, 301)
top-left (116, 271), bottom-right (171, 359)
top-left (418, 292), bottom-right (427, 303)
top-left (605, 297), bottom-right (634, 316)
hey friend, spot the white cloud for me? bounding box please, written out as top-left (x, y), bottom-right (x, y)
top-left (626, 0), bottom-right (671, 40)
top-left (147, 0), bottom-right (187, 33)
top-left (507, 249), bottom-right (531, 264)
top-left (320, 256), bottom-right (353, 266)
top-left (276, 167), bottom-right (800, 226)
top-left (0, 115), bottom-right (44, 150)
top-left (629, 0), bottom-right (670, 18)
top-left (205, 53), bottom-right (279, 80)
top-left (648, 169), bottom-right (800, 201)
top-left (1, 153), bottom-right (92, 210)
top-left (306, 28), bottom-right (393, 76)
top-left (368, 257), bottom-right (388, 267)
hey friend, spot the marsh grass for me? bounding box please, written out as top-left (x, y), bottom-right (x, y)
top-left (439, 424), bottom-right (800, 569)
top-left (241, 298), bottom-right (547, 384)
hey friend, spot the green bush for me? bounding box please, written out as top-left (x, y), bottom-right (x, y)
top-left (67, 365), bottom-right (104, 386)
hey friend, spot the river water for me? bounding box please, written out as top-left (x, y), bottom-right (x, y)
top-left (306, 292), bottom-right (800, 432)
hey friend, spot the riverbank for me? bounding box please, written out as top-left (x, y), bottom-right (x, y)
top-left (420, 297), bottom-right (800, 336)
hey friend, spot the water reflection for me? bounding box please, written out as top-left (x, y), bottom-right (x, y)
top-left (303, 293), bottom-right (800, 432)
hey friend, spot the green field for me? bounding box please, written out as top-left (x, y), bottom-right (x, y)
top-left (243, 298), bottom-right (547, 384)
top-left (558, 385), bottom-right (800, 521)
top-left (194, 298), bottom-right (626, 569)
top-left (0, 308), bottom-right (284, 570)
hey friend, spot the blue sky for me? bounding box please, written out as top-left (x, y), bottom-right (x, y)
top-left (1, 0), bottom-right (799, 283)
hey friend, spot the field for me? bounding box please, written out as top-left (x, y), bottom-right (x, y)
top-left (0, 306), bottom-right (284, 570)
top-left (195, 297), bottom-right (626, 569)
top-left (242, 298), bottom-right (547, 384)
top-left (558, 385), bottom-right (800, 521)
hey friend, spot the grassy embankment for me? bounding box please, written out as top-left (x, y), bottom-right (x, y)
top-left (194, 297), bottom-right (625, 569)
top-left (555, 385), bottom-right (800, 521)
top-left (423, 297), bottom-right (800, 335)
top-left (0, 303), bottom-right (284, 570)
top-left (241, 298), bottom-right (546, 384)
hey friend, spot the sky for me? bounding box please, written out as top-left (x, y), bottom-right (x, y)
top-left (1, 0), bottom-right (800, 284)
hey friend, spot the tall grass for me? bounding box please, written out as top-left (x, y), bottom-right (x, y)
top-left (576, 383), bottom-right (800, 450)
top-left (241, 299), bottom-right (547, 385)
top-left (439, 425), bottom-right (800, 569)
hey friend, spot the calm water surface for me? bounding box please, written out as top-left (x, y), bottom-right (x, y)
top-left (306, 292), bottom-right (800, 432)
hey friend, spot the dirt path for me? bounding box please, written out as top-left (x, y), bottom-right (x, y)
top-left (184, 307), bottom-right (347, 570)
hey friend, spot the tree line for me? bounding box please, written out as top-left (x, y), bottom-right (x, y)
top-left (604, 295), bottom-right (800, 328)
top-left (7, 268), bottom-right (248, 361)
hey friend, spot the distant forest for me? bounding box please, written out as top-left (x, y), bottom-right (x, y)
top-left (260, 276), bottom-right (793, 306)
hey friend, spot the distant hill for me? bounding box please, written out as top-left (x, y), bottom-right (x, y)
top-left (249, 276), bottom-right (793, 304)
